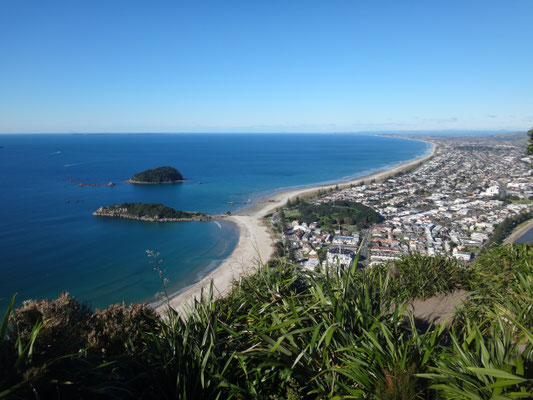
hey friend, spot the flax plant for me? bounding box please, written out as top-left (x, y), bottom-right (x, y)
top-left (419, 317), bottom-right (533, 399)
top-left (391, 254), bottom-right (470, 301)
top-left (453, 244), bottom-right (533, 336)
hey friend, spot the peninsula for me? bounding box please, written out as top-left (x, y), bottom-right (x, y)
top-left (127, 166), bottom-right (184, 184)
top-left (93, 203), bottom-right (212, 222)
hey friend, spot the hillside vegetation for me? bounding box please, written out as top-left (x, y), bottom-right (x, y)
top-left (291, 200), bottom-right (384, 229)
top-left (1, 244), bottom-right (532, 399)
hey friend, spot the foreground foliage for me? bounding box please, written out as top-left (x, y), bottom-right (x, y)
top-left (1, 244), bottom-right (532, 399)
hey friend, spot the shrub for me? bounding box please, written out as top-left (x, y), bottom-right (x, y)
top-left (3, 293), bottom-right (160, 398)
top-left (8, 292), bottom-right (92, 363)
top-left (88, 302), bottom-right (159, 359)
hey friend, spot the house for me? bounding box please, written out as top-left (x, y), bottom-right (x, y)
top-left (452, 246), bottom-right (473, 261)
top-left (331, 234), bottom-right (359, 249)
top-left (304, 250), bottom-right (320, 271)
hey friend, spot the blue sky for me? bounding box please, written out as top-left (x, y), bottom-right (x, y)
top-left (1, 0), bottom-right (532, 133)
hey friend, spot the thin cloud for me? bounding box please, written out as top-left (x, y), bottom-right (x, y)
top-left (422, 117), bottom-right (459, 124)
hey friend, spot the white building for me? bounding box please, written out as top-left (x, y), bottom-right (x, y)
top-left (326, 248), bottom-right (355, 269)
top-left (452, 247), bottom-right (473, 261)
top-left (331, 234), bottom-right (359, 247)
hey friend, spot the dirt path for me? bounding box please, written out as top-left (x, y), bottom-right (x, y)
top-left (408, 290), bottom-right (469, 326)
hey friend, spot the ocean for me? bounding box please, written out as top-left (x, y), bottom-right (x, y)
top-left (0, 133), bottom-right (430, 310)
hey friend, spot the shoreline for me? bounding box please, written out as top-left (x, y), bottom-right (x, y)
top-left (158, 139), bottom-right (437, 313)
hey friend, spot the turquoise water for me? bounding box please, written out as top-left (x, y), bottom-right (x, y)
top-left (0, 134), bottom-right (430, 310)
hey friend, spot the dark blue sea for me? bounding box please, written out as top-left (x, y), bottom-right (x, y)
top-left (0, 134), bottom-right (430, 310)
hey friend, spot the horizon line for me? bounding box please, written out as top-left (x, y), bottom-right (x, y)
top-left (0, 129), bottom-right (526, 136)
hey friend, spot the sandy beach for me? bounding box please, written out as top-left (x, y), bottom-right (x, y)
top-left (159, 139), bottom-right (436, 313)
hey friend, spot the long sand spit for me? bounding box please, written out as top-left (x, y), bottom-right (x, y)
top-left (158, 139), bottom-right (436, 313)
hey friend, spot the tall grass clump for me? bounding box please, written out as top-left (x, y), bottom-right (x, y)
top-left (420, 317), bottom-right (533, 399)
top-left (146, 254), bottom-right (447, 398)
top-left (390, 254), bottom-right (471, 301)
top-left (142, 284), bottom-right (240, 399)
top-left (453, 244), bottom-right (533, 336)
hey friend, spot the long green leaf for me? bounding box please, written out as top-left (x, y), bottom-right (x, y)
top-left (466, 367), bottom-right (527, 381)
top-left (1, 294), bottom-right (16, 341)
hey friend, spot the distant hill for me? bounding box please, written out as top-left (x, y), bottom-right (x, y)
top-left (490, 131), bottom-right (528, 144)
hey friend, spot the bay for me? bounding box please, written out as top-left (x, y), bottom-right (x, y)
top-left (0, 133), bottom-right (430, 310)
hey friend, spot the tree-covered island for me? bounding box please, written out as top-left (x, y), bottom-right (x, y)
top-left (93, 203), bottom-right (213, 222)
top-left (128, 166), bottom-right (184, 184)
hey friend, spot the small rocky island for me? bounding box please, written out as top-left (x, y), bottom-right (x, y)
top-left (128, 166), bottom-right (185, 184)
top-left (93, 203), bottom-right (213, 222)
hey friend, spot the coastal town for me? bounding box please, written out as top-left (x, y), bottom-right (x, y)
top-left (270, 136), bottom-right (533, 270)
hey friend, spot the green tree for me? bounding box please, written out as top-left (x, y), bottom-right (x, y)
top-left (278, 208), bottom-right (286, 232)
top-left (527, 127), bottom-right (533, 155)
top-left (287, 239), bottom-right (296, 262)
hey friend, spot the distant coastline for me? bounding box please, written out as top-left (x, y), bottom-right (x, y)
top-left (158, 138), bottom-right (436, 312)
